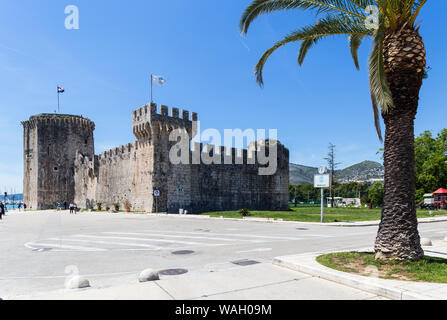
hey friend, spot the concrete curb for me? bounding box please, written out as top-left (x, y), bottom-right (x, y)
top-left (11, 210), bottom-right (447, 227)
top-left (147, 214), bottom-right (447, 227)
top-left (273, 252), bottom-right (444, 300)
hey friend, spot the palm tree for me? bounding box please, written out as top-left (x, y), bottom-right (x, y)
top-left (240, 0), bottom-right (428, 260)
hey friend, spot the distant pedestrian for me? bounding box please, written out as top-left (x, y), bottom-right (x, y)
top-left (24, 203), bottom-right (27, 211)
top-left (0, 202), bottom-right (5, 219)
top-left (64, 201), bottom-right (68, 210)
top-left (69, 203), bottom-right (74, 214)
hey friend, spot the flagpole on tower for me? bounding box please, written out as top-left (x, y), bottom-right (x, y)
top-left (150, 74), bottom-right (153, 104)
top-left (57, 85), bottom-right (60, 113)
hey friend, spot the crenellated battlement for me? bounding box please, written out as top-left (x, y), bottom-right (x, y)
top-left (132, 103), bottom-right (197, 141)
top-left (21, 114), bottom-right (95, 131)
top-left (98, 141), bottom-right (142, 160)
top-left (191, 142), bottom-right (261, 165)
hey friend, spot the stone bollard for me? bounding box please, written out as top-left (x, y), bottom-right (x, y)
top-left (421, 238), bottom-right (433, 246)
top-left (138, 269), bottom-right (159, 283)
top-left (66, 276), bottom-right (90, 289)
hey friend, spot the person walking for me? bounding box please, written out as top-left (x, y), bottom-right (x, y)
top-left (0, 202), bottom-right (5, 219)
top-left (69, 203), bottom-right (74, 214)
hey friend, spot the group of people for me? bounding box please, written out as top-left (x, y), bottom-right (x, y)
top-left (69, 202), bottom-right (79, 214)
top-left (55, 202), bottom-right (79, 213)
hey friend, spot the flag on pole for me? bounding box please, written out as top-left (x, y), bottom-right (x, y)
top-left (151, 75), bottom-right (166, 86)
top-left (57, 86), bottom-right (65, 93)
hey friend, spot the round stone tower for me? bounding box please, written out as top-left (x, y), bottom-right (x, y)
top-left (21, 114), bottom-right (95, 210)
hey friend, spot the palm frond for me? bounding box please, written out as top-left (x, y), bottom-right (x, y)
top-left (240, 0), bottom-right (367, 35)
top-left (368, 25), bottom-right (393, 142)
top-left (254, 16), bottom-right (372, 85)
top-left (349, 34), bottom-right (364, 69)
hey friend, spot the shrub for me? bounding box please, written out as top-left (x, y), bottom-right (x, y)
top-left (96, 202), bottom-right (103, 211)
top-left (124, 200), bottom-right (132, 212)
top-left (239, 208), bottom-right (250, 217)
top-left (112, 202), bottom-right (120, 211)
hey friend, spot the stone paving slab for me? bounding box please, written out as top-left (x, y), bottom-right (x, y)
top-left (5, 263), bottom-right (386, 300)
top-left (273, 245), bottom-right (447, 300)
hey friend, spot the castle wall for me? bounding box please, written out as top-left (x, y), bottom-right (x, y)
top-left (82, 141), bottom-right (155, 211)
top-left (187, 143), bottom-right (289, 213)
top-left (25, 104), bottom-right (289, 213)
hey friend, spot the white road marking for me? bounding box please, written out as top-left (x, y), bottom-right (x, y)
top-left (236, 248), bottom-right (272, 253)
top-left (73, 234), bottom-right (224, 247)
top-left (156, 230), bottom-right (314, 241)
top-left (47, 237), bottom-right (162, 250)
top-left (103, 232), bottom-right (266, 243)
top-left (25, 242), bottom-right (106, 252)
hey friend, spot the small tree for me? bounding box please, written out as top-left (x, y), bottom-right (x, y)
top-left (124, 200), bottom-right (132, 212)
top-left (112, 202), bottom-right (120, 212)
top-left (368, 182), bottom-right (384, 208)
top-left (96, 202), bottom-right (103, 211)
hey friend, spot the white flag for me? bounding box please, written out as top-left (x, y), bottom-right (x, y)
top-left (152, 75), bottom-right (166, 86)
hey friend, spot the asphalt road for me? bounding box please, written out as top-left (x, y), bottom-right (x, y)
top-left (1, 210), bottom-right (446, 299)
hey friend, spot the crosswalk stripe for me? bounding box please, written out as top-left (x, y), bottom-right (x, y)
top-left (25, 242), bottom-right (106, 252)
top-left (157, 230), bottom-right (314, 241)
top-left (48, 237), bottom-right (162, 250)
top-left (103, 232), bottom-right (266, 243)
top-left (72, 235), bottom-right (224, 247)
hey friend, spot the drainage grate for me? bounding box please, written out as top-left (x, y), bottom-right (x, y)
top-left (231, 259), bottom-right (260, 266)
top-left (172, 250), bottom-right (195, 255)
top-left (158, 268), bottom-right (188, 276)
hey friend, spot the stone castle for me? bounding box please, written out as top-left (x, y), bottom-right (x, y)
top-left (22, 103), bottom-right (289, 213)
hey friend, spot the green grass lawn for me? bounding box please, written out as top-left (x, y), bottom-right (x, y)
top-left (202, 207), bottom-right (447, 223)
top-left (317, 252), bottom-right (447, 283)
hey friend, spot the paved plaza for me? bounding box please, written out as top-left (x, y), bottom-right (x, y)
top-left (1, 210), bottom-right (447, 299)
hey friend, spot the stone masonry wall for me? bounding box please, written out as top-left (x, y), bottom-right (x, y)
top-left (25, 104), bottom-right (289, 213)
top-left (22, 114), bottom-right (95, 210)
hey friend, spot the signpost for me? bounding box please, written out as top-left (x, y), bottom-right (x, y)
top-left (154, 190), bottom-right (160, 213)
top-left (314, 166), bottom-right (330, 223)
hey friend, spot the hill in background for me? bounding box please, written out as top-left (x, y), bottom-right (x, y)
top-left (290, 160), bottom-right (384, 185)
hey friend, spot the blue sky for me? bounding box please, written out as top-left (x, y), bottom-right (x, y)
top-left (0, 1), bottom-right (445, 193)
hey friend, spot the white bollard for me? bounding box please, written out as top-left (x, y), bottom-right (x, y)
top-left (66, 276), bottom-right (90, 289)
top-left (138, 269), bottom-right (159, 283)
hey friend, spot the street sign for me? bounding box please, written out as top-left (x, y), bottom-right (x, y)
top-left (314, 173), bottom-right (330, 223)
top-left (154, 190), bottom-right (160, 197)
top-left (314, 174), bottom-right (330, 188)
top-left (318, 166), bottom-right (327, 174)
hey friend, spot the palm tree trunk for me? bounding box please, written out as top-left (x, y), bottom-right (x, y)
top-left (374, 28), bottom-right (426, 260)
